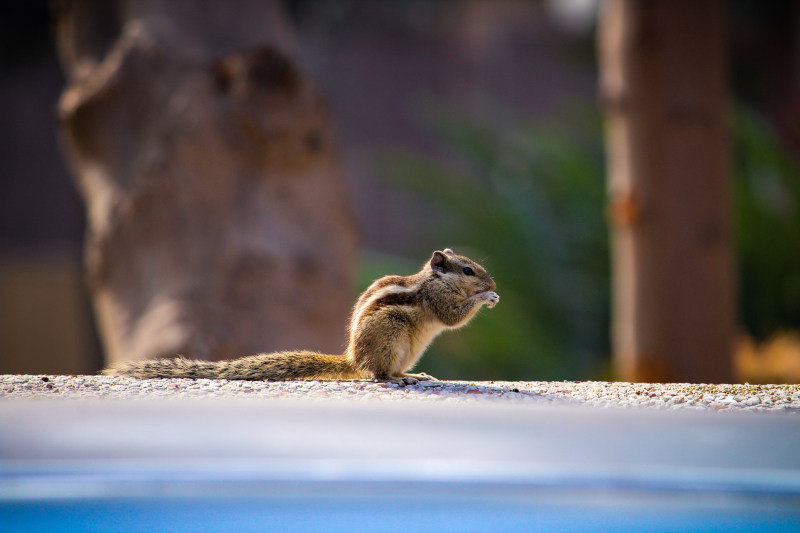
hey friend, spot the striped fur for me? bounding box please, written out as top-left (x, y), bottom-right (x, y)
top-left (346, 249), bottom-right (497, 380)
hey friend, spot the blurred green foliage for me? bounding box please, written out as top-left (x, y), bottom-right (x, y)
top-left (734, 108), bottom-right (800, 340)
top-left (367, 105), bottom-right (610, 381)
top-left (361, 103), bottom-right (799, 381)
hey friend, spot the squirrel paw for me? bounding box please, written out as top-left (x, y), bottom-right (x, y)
top-left (404, 372), bottom-right (439, 382)
top-left (384, 375), bottom-right (425, 386)
top-left (484, 291), bottom-right (500, 308)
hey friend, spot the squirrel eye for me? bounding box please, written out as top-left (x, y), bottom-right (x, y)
top-left (463, 267), bottom-right (474, 276)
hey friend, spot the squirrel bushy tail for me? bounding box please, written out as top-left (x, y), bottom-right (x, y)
top-left (103, 351), bottom-right (364, 381)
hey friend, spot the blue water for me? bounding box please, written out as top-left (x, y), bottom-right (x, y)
top-left (4, 401), bottom-right (800, 532)
top-left (4, 488), bottom-right (800, 533)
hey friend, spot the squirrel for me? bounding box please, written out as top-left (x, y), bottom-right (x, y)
top-left (104, 249), bottom-right (499, 385)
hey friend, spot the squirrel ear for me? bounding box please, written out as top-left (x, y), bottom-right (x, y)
top-left (443, 248), bottom-right (454, 255)
top-left (430, 251), bottom-right (447, 272)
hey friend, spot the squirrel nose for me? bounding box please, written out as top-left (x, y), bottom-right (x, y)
top-left (487, 279), bottom-right (496, 291)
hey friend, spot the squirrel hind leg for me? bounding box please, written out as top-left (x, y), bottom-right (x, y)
top-left (380, 375), bottom-right (419, 386)
top-left (379, 372), bottom-right (437, 386)
top-left (402, 372), bottom-right (439, 381)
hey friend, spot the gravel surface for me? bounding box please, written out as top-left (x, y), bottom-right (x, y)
top-left (2, 374), bottom-right (799, 412)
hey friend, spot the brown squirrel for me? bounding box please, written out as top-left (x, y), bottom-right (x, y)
top-left (104, 249), bottom-right (498, 385)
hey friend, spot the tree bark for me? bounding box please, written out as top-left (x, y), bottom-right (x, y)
top-left (598, 0), bottom-right (734, 382)
top-left (55, 0), bottom-right (358, 365)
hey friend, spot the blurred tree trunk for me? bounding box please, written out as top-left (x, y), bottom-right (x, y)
top-left (599, 0), bottom-right (734, 382)
top-left (55, 0), bottom-right (358, 365)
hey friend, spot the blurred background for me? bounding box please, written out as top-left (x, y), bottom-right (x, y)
top-left (0, 0), bottom-right (798, 383)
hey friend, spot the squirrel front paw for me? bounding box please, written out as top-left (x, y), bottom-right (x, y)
top-left (484, 291), bottom-right (499, 308)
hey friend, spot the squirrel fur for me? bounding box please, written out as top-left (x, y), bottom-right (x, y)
top-left (104, 249), bottom-right (498, 385)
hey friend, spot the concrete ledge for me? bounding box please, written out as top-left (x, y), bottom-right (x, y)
top-left (2, 383), bottom-right (800, 531)
top-left (2, 374), bottom-right (799, 412)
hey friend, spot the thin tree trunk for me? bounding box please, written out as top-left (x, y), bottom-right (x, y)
top-left (598, 0), bottom-right (734, 382)
top-left (55, 1), bottom-right (358, 365)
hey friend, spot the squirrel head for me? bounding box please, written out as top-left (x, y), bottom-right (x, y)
top-left (428, 249), bottom-right (496, 294)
